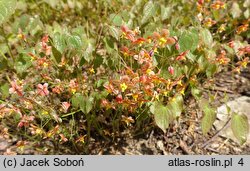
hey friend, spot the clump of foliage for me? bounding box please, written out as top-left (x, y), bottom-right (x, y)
top-left (0, 0), bottom-right (249, 154)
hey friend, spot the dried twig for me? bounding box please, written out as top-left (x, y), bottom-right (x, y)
top-left (179, 140), bottom-right (192, 154)
top-left (201, 117), bottom-right (232, 149)
top-left (206, 147), bottom-right (220, 153)
top-left (205, 86), bottom-right (234, 93)
top-left (217, 138), bottom-right (229, 150)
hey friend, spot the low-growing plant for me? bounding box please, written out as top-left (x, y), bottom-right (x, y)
top-left (0, 0), bottom-right (249, 153)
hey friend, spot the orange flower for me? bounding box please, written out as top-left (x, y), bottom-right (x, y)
top-left (52, 85), bottom-right (63, 94)
top-left (36, 83), bottom-right (49, 96)
top-left (237, 57), bottom-right (249, 68)
top-left (203, 18), bottom-right (216, 27)
top-left (153, 32), bottom-right (161, 39)
top-left (166, 37), bottom-right (176, 45)
top-left (9, 80), bottom-right (23, 96)
top-left (121, 25), bottom-right (136, 42)
top-left (16, 141), bottom-right (27, 152)
top-left (121, 115), bottom-right (135, 126)
top-left (17, 28), bottom-right (26, 41)
top-left (69, 79), bottom-right (79, 94)
top-left (228, 40), bottom-right (234, 48)
top-left (104, 82), bottom-right (119, 94)
top-left (236, 24), bottom-right (249, 34)
top-left (61, 102), bottom-right (71, 113)
top-left (152, 29), bottom-right (176, 47)
top-left (36, 57), bottom-right (50, 69)
top-left (76, 135), bottom-right (87, 143)
top-left (216, 50), bottom-right (230, 65)
top-left (133, 37), bottom-right (146, 46)
top-left (211, 1), bottom-right (225, 10)
top-left (233, 67), bottom-right (241, 73)
top-left (17, 115), bottom-right (35, 128)
top-left (238, 46), bottom-right (250, 56)
top-left (121, 46), bottom-right (134, 57)
top-left (176, 50), bottom-right (189, 61)
top-left (161, 29), bottom-right (169, 37)
top-left (41, 35), bottom-right (52, 56)
top-left (59, 134), bottom-right (68, 143)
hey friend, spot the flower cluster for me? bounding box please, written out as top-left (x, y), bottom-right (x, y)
top-left (101, 27), bottom-right (186, 113)
top-left (211, 1), bottom-right (226, 10)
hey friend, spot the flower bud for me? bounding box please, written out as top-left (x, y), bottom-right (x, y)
top-left (168, 66), bottom-right (174, 75)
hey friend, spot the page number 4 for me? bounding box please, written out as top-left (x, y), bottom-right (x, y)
top-left (238, 158), bottom-right (244, 166)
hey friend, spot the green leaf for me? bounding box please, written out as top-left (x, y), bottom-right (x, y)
top-left (231, 113), bottom-right (249, 145)
top-left (14, 54), bottom-right (32, 75)
top-left (191, 87), bottom-right (202, 100)
top-left (200, 28), bottom-right (213, 48)
top-left (109, 26), bottom-right (120, 41)
top-left (71, 93), bottom-right (94, 114)
top-left (142, 1), bottom-right (156, 24)
top-left (178, 29), bottom-right (199, 52)
top-left (0, 83), bottom-right (9, 99)
top-left (212, 10), bottom-right (220, 21)
top-left (186, 52), bottom-right (196, 62)
top-left (26, 16), bottom-right (43, 36)
top-left (52, 46), bottom-right (62, 63)
top-left (161, 6), bottom-right (171, 21)
top-left (110, 14), bottom-right (123, 26)
top-left (93, 54), bottom-right (103, 68)
top-left (168, 94), bottom-right (184, 118)
top-left (68, 35), bottom-right (82, 48)
top-left (104, 37), bottom-right (115, 54)
top-left (201, 105), bottom-right (216, 134)
top-left (206, 63), bottom-right (217, 77)
top-left (244, 9), bottom-right (249, 19)
top-left (52, 32), bottom-right (66, 53)
top-left (0, 0), bottom-right (16, 24)
top-left (80, 96), bottom-right (94, 114)
top-left (150, 101), bottom-right (171, 133)
top-left (71, 93), bottom-right (81, 108)
top-left (0, 58), bottom-right (8, 71)
top-left (83, 42), bottom-right (94, 62)
top-left (43, 0), bottom-right (60, 9)
top-left (0, 43), bottom-right (8, 54)
top-left (231, 2), bottom-right (242, 19)
top-left (223, 44), bottom-right (234, 55)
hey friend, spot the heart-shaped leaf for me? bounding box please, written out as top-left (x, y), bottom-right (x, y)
top-left (110, 14), bottom-right (123, 26)
top-left (68, 35), bottom-right (82, 48)
top-left (0, 0), bottom-right (16, 24)
top-left (150, 101), bottom-right (171, 133)
top-left (161, 6), bottom-right (171, 21)
top-left (231, 2), bottom-right (242, 18)
top-left (142, 1), bottom-right (156, 24)
top-left (80, 96), bottom-right (94, 115)
top-left (200, 28), bottom-right (213, 48)
top-left (231, 113), bottom-right (249, 145)
top-left (168, 94), bottom-right (184, 118)
top-left (201, 104), bottom-right (216, 134)
top-left (52, 32), bottom-right (66, 53)
top-left (109, 26), bottom-right (120, 40)
top-left (191, 87), bottom-right (202, 100)
top-left (178, 29), bottom-right (199, 52)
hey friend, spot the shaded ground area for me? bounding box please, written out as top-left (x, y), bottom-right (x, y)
top-left (1, 67), bottom-right (250, 155)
